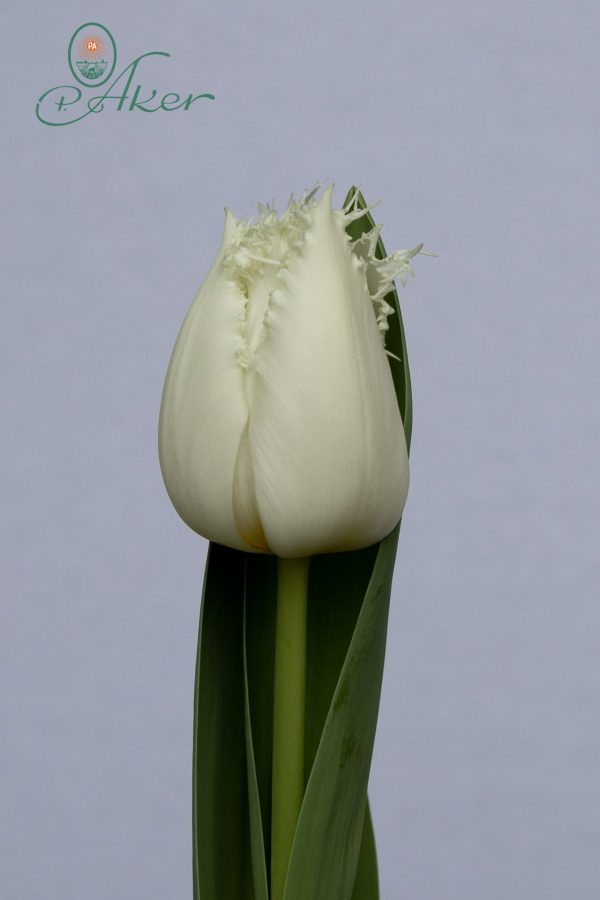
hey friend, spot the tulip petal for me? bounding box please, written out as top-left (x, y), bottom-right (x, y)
top-left (233, 425), bottom-right (272, 552)
top-left (248, 188), bottom-right (409, 558)
top-left (159, 212), bottom-right (257, 552)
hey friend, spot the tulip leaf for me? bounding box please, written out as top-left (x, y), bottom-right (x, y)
top-left (243, 555), bottom-right (278, 894)
top-left (351, 802), bottom-right (379, 899)
top-left (283, 528), bottom-right (399, 900)
top-left (192, 543), bottom-right (256, 900)
top-left (242, 584), bottom-right (270, 900)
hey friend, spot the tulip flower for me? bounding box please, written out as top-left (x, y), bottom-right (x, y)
top-left (159, 186), bottom-right (420, 559)
top-left (159, 185), bottom-right (424, 900)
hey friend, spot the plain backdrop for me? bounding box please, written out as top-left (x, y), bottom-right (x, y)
top-left (2, 2), bottom-right (599, 898)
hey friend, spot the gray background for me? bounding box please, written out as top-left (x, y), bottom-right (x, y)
top-left (2, 1), bottom-right (599, 898)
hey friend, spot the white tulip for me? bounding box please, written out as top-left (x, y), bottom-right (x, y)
top-left (159, 186), bottom-right (420, 558)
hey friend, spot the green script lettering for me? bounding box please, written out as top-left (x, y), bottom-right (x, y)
top-left (182, 92), bottom-right (216, 109)
top-left (160, 92), bottom-right (182, 110)
top-left (128, 84), bottom-right (161, 112)
top-left (36, 85), bottom-right (82, 125)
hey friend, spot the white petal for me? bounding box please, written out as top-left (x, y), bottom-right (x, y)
top-left (248, 188), bottom-right (409, 558)
top-left (232, 424), bottom-right (271, 552)
top-left (159, 212), bottom-right (258, 552)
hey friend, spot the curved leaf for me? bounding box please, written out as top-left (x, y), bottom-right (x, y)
top-left (192, 543), bottom-right (255, 900)
top-left (242, 561), bottom-right (270, 900)
top-left (283, 527), bottom-right (399, 900)
top-left (351, 802), bottom-right (379, 900)
top-left (243, 555), bottom-right (278, 894)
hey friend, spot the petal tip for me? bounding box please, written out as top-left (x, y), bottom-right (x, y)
top-left (222, 208), bottom-right (237, 245)
top-left (320, 183), bottom-right (334, 207)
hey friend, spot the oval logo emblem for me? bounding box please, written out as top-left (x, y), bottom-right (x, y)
top-left (68, 23), bottom-right (116, 87)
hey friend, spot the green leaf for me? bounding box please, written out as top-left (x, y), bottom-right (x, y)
top-left (192, 543), bottom-right (256, 900)
top-left (351, 802), bottom-right (379, 900)
top-left (243, 555), bottom-right (278, 897)
top-left (283, 527), bottom-right (399, 900)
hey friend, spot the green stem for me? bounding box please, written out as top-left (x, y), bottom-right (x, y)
top-left (271, 556), bottom-right (310, 900)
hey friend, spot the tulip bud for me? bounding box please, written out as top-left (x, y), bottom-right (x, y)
top-left (159, 186), bottom-right (420, 558)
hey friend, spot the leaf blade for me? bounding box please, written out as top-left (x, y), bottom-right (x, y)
top-left (192, 543), bottom-right (255, 900)
top-left (284, 528), bottom-right (399, 900)
top-left (243, 566), bottom-right (270, 900)
top-left (351, 800), bottom-right (379, 900)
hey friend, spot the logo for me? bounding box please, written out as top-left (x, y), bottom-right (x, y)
top-left (69, 23), bottom-right (116, 87)
top-left (36, 22), bottom-right (215, 127)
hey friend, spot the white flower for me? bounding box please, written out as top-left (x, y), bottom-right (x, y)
top-left (159, 186), bottom-right (419, 558)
